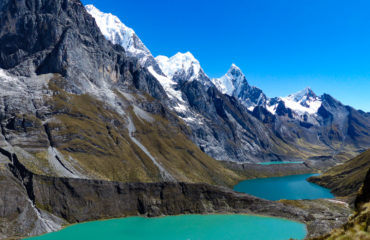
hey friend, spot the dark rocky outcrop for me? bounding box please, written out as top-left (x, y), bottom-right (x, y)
top-left (0, 0), bottom-right (366, 239)
top-left (0, 0), bottom-right (243, 186)
top-left (179, 79), bottom-right (298, 163)
top-left (32, 176), bottom-right (309, 223)
top-left (1, 158), bottom-right (351, 239)
top-left (0, 0), bottom-right (166, 99)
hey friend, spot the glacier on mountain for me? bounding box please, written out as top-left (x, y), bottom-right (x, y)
top-left (156, 52), bottom-right (202, 81)
top-left (86, 4), bottom-right (324, 121)
top-left (85, 5), bottom-right (157, 69)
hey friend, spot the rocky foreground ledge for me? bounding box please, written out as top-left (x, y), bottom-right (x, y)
top-left (0, 156), bottom-right (350, 239)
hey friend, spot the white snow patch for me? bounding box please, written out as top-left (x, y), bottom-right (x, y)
top-left (281, 88), bottom-right (322, 115)
top-left (85, 5), bottom-right (151, 64)
top-left (266, 88), bottom-right (322, 116)
top-left (266, 105), bottom-right (277, 115)
top-left (181, 116), bottom-right (203, 125)
top-left (155, 52), bottom-right (201, 81)
top-left (148, 66), bottom-right (181, 100)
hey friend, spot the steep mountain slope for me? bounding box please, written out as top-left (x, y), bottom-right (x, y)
top-left (86, 5), bottom-right (370, 165)
top-left (252, 90), bottom-right (370, 164)
top-left (311, 161), bottom-right (370, 240)
top-left (155, 52), bottom-right (311, 162)
top-left (309, 148), bottom-right (370, 202)
top-left (85, 5), bottom-right (162, 73)
top-left (213, 64), bottom-right (370, 163)
top-left (0, 0), bottom-right (241, 186)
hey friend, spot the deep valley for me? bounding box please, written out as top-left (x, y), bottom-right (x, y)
top-left (0, 0), bottom-right (369, 239)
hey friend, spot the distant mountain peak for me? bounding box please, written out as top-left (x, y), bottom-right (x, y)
top-left (212, 63), bottom-right (247, 96)
top-left (228, 63), bottom-right (243, 75)
top-left (155, 52), bottom-right (202, 81)
top-left (211, 64), bottom-right (267, 109)
top-left (289, 87), bottom-right (318, 102)
top-left (276, 87), bottom-right (321, 115)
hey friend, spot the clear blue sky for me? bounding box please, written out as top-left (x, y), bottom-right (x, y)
top-left (82, 0), bottom-right (370, 112)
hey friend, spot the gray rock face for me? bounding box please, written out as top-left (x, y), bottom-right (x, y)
top-left (0, 0), bottom-right (358, 239)
top-left (32, 176), bottom-right (308, 222)
top-left (251, 93), bottom-right (370, 162)
top-left (0, 155), bottom-right (350, 239)
top-left (181, 82), bottom-right (282, 162)
top-left (81, 5), bottom-right (370, 164)
top-left (0, 159), bottom-right (65, 239)
top-left (0, 0), bottom-right (167, 100)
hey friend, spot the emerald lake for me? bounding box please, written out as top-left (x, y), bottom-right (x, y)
top-left (234, 173), bottom-right (334, 200)
top-left (26, 214), bottom-right (307, 240)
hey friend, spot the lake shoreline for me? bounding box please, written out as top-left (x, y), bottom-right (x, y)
top-left (7, 163), bottom-right (349, 240)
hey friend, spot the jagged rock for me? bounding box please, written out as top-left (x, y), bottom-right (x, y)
top-left (0, 0), bottom-right (167, 100)
top-left (86, 5), bottom-right (370, 164)
top-left (0, 0), bottom-right (244, 186)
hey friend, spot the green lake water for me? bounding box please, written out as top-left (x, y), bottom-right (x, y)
top-left (234, 173), bottom-right (334, 200)
top-left (26, 214), bottom-right (307, 240)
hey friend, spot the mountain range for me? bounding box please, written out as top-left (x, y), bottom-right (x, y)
top-left (86, 4), bottom-right (370, 165)
top-left (0, 1), bottom-right (369, 238)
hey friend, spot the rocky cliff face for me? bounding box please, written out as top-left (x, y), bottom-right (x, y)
top-left (252, 91), bottom-right (370, 165)
top-left (0, 159), bottom-right (351, 239)
top-left (0, 1), bottom-right (364, 239)
top-left (0, 0), bottom-right (243, 186)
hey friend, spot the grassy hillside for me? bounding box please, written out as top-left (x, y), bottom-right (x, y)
top-left (16, 76), bottom-right (242, 187)
top-left (309, 148), bottom-right (370, 201)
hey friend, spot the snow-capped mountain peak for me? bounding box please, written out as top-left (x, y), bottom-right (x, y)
top-left (155, 52), bottom-right (202, 81)
top-left (212, 64), bottom-right (247, 96)
top-left (289, 87), bottom-right (318, 103)
top-left (269, 87), bottom-right (322, 115)
top-left (85, 5), bottom-right (151, 65)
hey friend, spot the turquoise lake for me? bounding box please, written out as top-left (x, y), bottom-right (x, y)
top-left (26, 214), bottom-right (307, 240)
top-left (234, 173), bottom-right (334, 200)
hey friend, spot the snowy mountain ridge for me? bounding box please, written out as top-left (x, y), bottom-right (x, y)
top-left (85, 5), bottom-right (152, 66)
top-left (86, 4), bottom-right (324, 119)
top-left (266, 87), bottom-right (322, 116)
